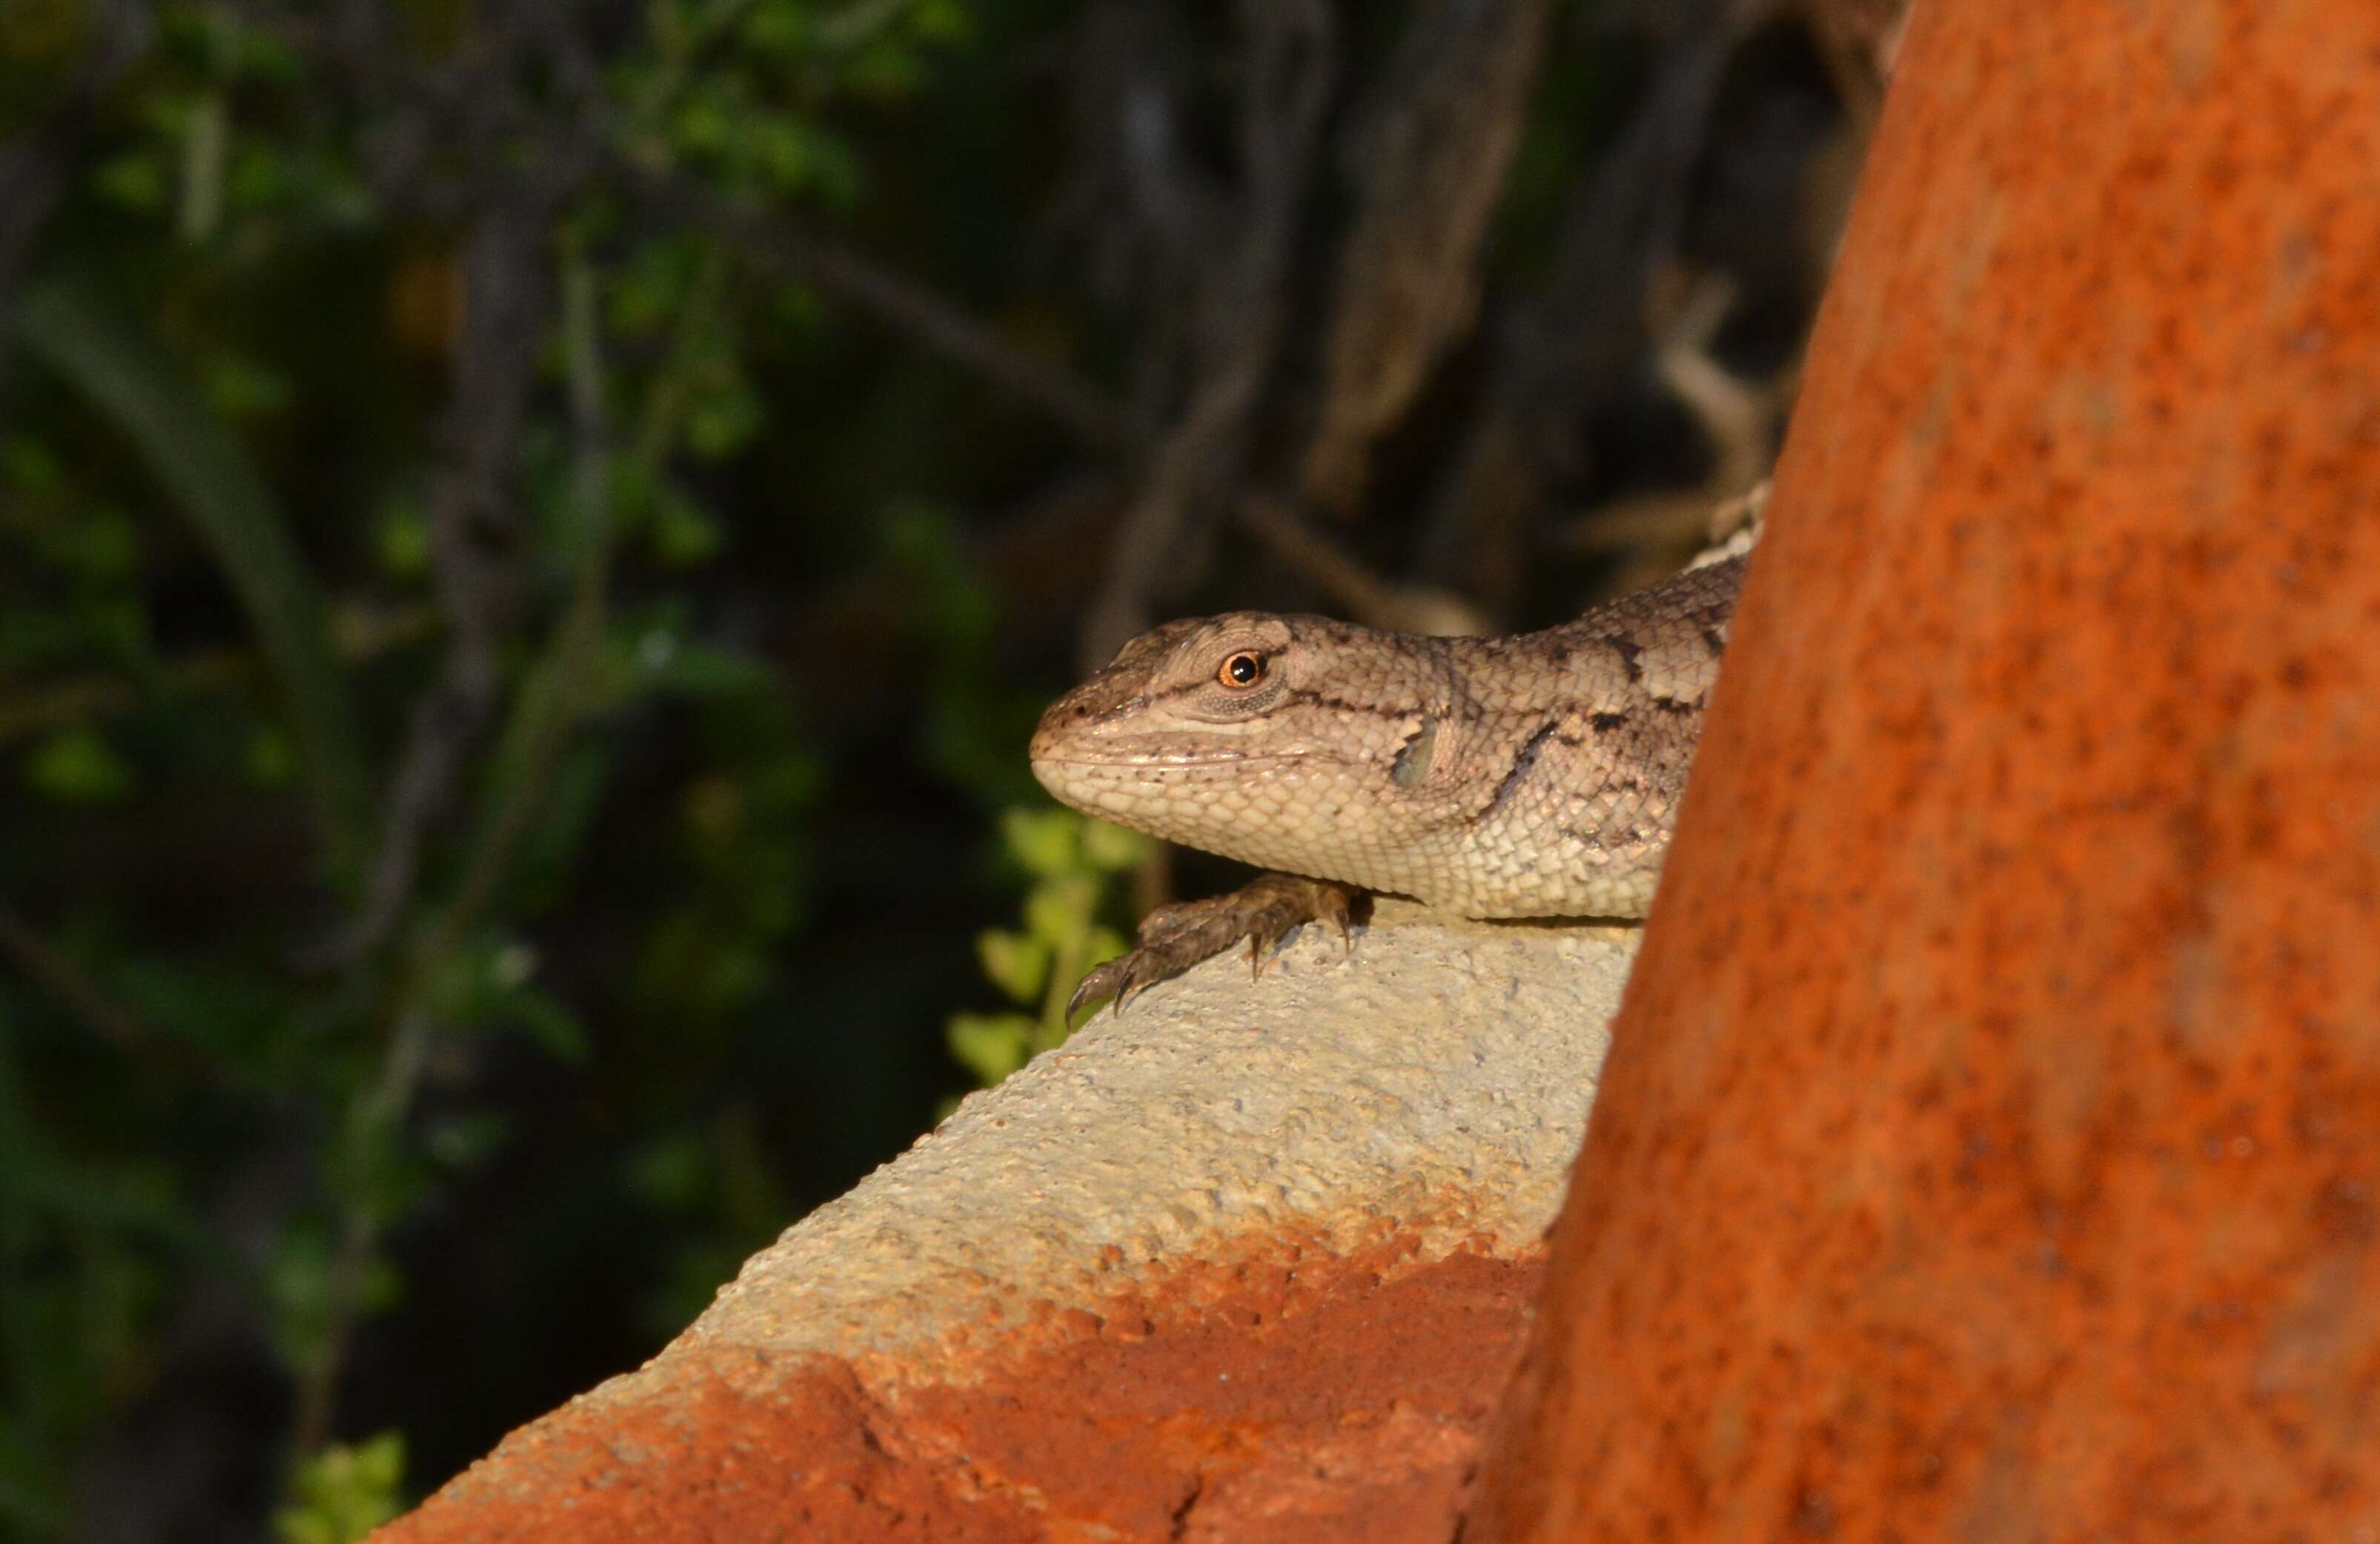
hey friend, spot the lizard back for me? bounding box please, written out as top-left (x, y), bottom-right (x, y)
top-left (1030, 553), bottom-right (1745, 919)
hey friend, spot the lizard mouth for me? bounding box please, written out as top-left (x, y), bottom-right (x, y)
top-left (1030, 749), bottom-right (1300, 770)
top-left (1029, 749), bottom-right (1342, 816)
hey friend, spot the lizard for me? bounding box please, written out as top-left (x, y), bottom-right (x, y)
top-left (1029, 545), bottom-right (1747, 1013)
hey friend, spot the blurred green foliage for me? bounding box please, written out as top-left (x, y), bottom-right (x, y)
top-left (0, 0), bottom-right (1107, 1534)
top-left (946, 808), bottom-right (1146, 1087)
top-left (1, 0), bottom-right (1840, 1531)
top-left (273, 1434), bottom-right (405, 1544)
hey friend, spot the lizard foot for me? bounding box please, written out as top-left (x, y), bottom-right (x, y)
top-left (1068, 873), bottom-right (1370, 1018)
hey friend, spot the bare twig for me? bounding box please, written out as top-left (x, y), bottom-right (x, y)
top-left (226, 0), bottom-right (1140, 457)
top-left (630, 168), bottom-right (1153, 455)
top-left (1038, 2), bottom-right (1227, 418)
top-left (291, 241), bottom-right (620, 1464)
top-left (1555, 271), bottom-right (1791, 596)
top-left (0, 0), bottom-right (152, 443)
top-left (1075, 0), bottom-right (1337, 668)
top-left (0, 902), bottom-right (210, 1078)
top-left (0, 139), bottom-right (73, 415)
top-left (1238, 495), bottom-right (1493, 637)
top-left (439, 245), bottom-right (617, 942)
top-left (305, 188), bottom-right (559, 971)
top-left (1302, 0), bottom-right (1553, 514)
top-left (1420, 0), bottom-right (1780, 609)
top-left (205, 2), bottom-right (607, 973)
top-left (0, 603), bottom-right (439, 746)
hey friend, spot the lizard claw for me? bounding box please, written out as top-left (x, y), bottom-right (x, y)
top-left (1067, 964), bottom-right (1116, 1021)
top-left (1067, 952), bottom-right (1149, 1018)
top-left (1065, 874), bottom-right (1370, 1016)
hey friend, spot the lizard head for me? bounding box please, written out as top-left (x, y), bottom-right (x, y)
top-left (1030, 611), bottom-right (1457, 875)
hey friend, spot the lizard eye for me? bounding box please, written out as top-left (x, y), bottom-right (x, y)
top-left (1217, 650), bottom-right (1267, 688)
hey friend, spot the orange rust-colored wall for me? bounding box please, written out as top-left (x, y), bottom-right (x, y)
top-left (378, 1238), bottom-right (1538, 1543)
top-left (1470, 1), bottom-right (2380, 1540)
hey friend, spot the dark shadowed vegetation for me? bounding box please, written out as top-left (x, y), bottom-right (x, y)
top-left (0, 0), bottom-right (1892, 1534)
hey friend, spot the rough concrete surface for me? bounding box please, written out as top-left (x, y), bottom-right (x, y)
top-left (378, 905), bottom-right (1639, 1542)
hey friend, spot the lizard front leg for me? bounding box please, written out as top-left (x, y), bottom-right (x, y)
top-left (1068, 873), bottom-right (1370, 1017)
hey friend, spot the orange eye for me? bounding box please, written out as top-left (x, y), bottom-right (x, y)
top-left (1217, 651), bottom-right (1266, 688)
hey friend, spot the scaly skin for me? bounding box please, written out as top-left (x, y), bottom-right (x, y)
top-left (1031, 553), bottom-right (1746, 1004)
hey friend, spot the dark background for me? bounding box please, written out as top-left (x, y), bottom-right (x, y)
top-left (0, 0), bottom-right (1889, 1537)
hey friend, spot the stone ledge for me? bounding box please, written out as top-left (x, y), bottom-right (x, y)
top-left (378, 905), bottom-right (1637, 1543)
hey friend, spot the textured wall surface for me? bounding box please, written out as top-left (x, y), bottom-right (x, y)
top-left (377, 909), bottom-right (1638, 1542)
top-left (1470, 0), bottom-right (2380, 1539)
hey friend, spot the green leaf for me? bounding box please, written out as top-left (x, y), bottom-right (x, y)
top-left (999, 807), bottom-right (1079, 877)
top-left (274, 1432), bottom-right (406, 1544)
top-left (504, 987), bottom-right (591, 1066)
top-left (245, 724), bottom-right (298, 786)
top-left (24, 726), bottom-right (136, 804)
top-left (1, 432), bottom-right (64, 492)
top-left (374, 501), bottom-right (430, 580)
top-left (623, 1133), bottom-right (709, 1213)
top-left (947, 1011), bottom-right (1033, 1085)
top-left (975, 927), bottom-right (1049, 1006)
top-left (39, 508), bottom-right (139, 582)
top-left (910, 0), bottom-right (972, 43)
top-left (748, 115), bottom-right (816, 189)
top-left (683, 382), bottom-right (761, 461)
top-left (262, 1225), bottom-right (339, 1371)
top-left (1023, 875), bottom-right (1096, 945)
top-left (424, 1111), bottom-right (512, 1171)
top-left (91, 153), bottom-right (168, 212)
top-left (740, 0), bottom-right (816, 53)
top-left (1079, 818), bottom-right (1152, 872)
top-left (633, 633), bottom-right (773, 697)
top-left (201, 351), bottom-right (293, 421)
top-left (649, 486), bottom-right (724, 565)
top-left (13, 277), bottom-right (371, 873)
top-left (672, 90), bottom-right (736, 155)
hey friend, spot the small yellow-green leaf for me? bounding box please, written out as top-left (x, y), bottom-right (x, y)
top-left (910, 0), bottom-right (971, 44)
top-left (202, 351), bottom-right (291, 421)
top-left (1079, 818), bottom-right (1152, 872)
top-left (947, 1011), bottom-right (1033, 1085)
top-left (375, 503), bottom-right (428, 579)
top-left (975, 928), bottom-right (1050, 1006)
top-left (25, 726), bottom-right (135, 804)
top-left (1000, 806), bottom-right (1081, 877)
top-left (1023, 875), bottom-right (1096, 944)
top-left (650, 486), bottom-right (724, 566)
top-left (274, 1431), bottom-right (406, 1544)
top-left (93, 153), bottom-right (168, 211)
top-left (1078, 926), bottom-right (1127, 973)
top-left (245, 724), bottom-right (296, 786)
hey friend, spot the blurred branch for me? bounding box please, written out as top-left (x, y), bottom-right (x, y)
top-left (1041, 3), bottom-right (1226, 415)
top-left (441, 245), bottom-right (617, 940)
top-left (14, 279), bottom-right (376, 871)
top-left (1075, 0), bottom-right (1337, 668)
top-left (1302, 0), bottom-right (1552, 514)
top-left (0, 604), bottom-right (440, 746)
top-left (1238, 495), bottom-right (1492, 637)
top-left (312, 191), bottom-right (561, 969)
top-left (0, 904), bottom-right (209, 1079)
top-left (200, 0), bottom-right (599, 964)
top-left (293, 242), bottom-right (618, 1462)
top-left (1559, 271), bottom-right (1789, 589)
top-left (1800, 0), bottom-right (1910, 121)
top-left (629, 166), bottom-right (1153, 455)
top-left (0, 0), bottom-right (152, 450)
top-left (221, 0), bottom-right (1140, 459)
top-left (213, 0), bottom-right (590, 219)
top-left (1421, 0), bottom-right (1780, 609)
